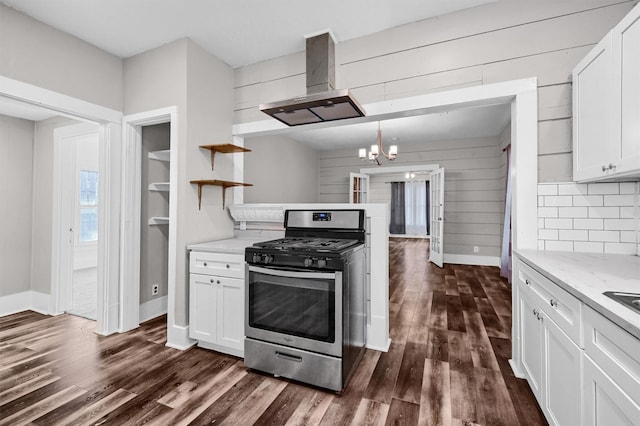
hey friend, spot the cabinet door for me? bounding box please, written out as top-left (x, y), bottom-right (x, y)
top-left (216, 276), bottom-right (245, 352)
top-left (573, 33), bottom-right (616, 181)
top-left (543, 313), bottom-right (582, 426)
top-left (189, 273), bottom-right (217, 342)
top-left (613, 6), bottom-right (640, 175)
top-left (583, 354), bottom-right (638, 426)
top-left (519, 292), bottom-right (544, 403)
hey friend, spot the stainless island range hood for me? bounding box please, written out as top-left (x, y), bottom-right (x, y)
top-left (259, 32), bottom-right (365, 126)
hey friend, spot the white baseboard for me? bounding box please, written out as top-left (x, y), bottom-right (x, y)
top-left (139, 296), bottom-right (168, 323)
top-left (166, 323), bottom-right (196, 350)
top-left (0, 291), bottom-right (51, 317)
top-left (509, 358), bottom-right (526, 379)
top-left (444, 254), bottom-right (500, 267)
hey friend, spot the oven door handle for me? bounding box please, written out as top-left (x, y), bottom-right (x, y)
top-left (248, 265), bottom-right (336, 280)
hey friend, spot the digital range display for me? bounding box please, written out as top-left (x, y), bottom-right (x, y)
top-left (313, 212), bottom-right (332, 221)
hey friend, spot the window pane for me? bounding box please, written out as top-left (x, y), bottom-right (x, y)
top-left (80, 208), bottom-right (98, 242)
top-left (80, 171), bottom-right (99, 206)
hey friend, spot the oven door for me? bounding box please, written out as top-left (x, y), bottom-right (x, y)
top-left (246, 264), bottom-right (343, 357)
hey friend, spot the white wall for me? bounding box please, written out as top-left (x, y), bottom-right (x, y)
top-left (244, 134), bottom-right (319, 203)
top-left (123, 38), bottom-right (235, 327)
top-left (0, 4), bottom-right (123, 111)
top-left (0, 114), bottom-right (34, 297)
top-left (233, 0), bottom-right (636, 182)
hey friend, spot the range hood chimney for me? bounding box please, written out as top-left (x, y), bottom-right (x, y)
top-left (259, 31), bottom-right (365, 126)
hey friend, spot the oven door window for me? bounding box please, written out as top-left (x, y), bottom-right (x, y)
top-left (248, 270), bottom-right (336, 343)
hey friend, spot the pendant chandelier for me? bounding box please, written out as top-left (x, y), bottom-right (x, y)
top-left (358, 122), bottom-right (398, 165)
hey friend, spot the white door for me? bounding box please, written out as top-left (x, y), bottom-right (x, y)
top-left (428, 168), bottom-right (444, 267)
top-left (349, 172), bottom-right (370, 203)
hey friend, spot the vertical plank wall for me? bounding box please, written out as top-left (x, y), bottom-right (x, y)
top-left (234, 0), bottom-right (636, 183)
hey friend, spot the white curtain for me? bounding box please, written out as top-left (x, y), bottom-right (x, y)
top-left (405, 180), bottom-right (428, 235)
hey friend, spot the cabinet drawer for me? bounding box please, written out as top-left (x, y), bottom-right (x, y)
top-left (516, 258), bottom-right (582, 346)
top-left (190, 251), bottom-right (244, 278)
top-left (583, 306), bottom-right (640, 406)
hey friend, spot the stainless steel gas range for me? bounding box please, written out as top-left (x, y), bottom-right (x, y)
top-left (244, 209), bottom-right (366, 392)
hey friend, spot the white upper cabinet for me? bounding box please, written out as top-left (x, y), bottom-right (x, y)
top-left (573, 4), bottom-right (640, 182)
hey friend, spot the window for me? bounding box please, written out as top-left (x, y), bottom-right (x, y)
top-left (79, 170), bottom-right (98, 242)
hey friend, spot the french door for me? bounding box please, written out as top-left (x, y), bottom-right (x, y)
top-left (429, 168), bottom-right (445, 267)
top-left (349, 172), bottom-right (370, 203)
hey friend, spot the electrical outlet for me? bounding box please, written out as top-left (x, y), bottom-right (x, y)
top-left (152, 284), bottom-right (159, 296)
top-left (473, 246), bottom-right (479, 253)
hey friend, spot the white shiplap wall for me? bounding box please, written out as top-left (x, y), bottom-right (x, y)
top-left (320, 136), bottom-right (505, 258)
top-left (233, 1), bottom-right (637, 182)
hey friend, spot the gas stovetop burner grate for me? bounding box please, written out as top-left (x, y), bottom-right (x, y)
top-left (253, 237), bottom-right (360, 253)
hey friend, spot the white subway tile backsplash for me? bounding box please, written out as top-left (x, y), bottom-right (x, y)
top-left (588, 230), bottom-right (620, 243)
top-left (539, 229), bottom-right (559, 240)
top-left (544, 195), bottom-right (573, 206)
top-left (604, 218), bottom-right (636, 231)
top-left (604, 242), bottom-right (637, 255)
top-left (572, 195), bottom-right (603, 207)
top-left (588, 182), bottom-right (619, 195)
top-left (545, 240), bottom-right (574, 251)
top-left (559, 229), bottom-right (588, 241)
top-left (538, 207), bottom-right (558, 218)
top-left (573, 218), bottom-right (604, 230)
top-left (604, 194), bottom-right (635, 206)
top-left (538, 184), bottom-right (558, 196)
top-left (557, 183), bottom-right (587, 195)
top-left (545, 218), bottom-right (573, 229)
top-left (538, 182), bottom-right (638, 256)
top-left (620, 231), bottom-right (637, 243)
top-left (588, 206), bottom-right (620, 219)
top-left (620, 207), bottom-right (635, 219)
top-left (574, 241), bottom-right (604, 254)
top-left (619, 182), bottom-right (637, 194)
top-left (558, 207), bottom-right (588, 218)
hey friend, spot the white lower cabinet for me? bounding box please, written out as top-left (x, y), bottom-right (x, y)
top-left (514, 255), bottom-right (640, 426)
top-left (583, 354), bottom-right (639, 426)
top-left (518, 286), bottom-right (582, 426)
top-left (189, 251), bottom-right (245, 357)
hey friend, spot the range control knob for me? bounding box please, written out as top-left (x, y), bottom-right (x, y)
top-left (263, 255), bottom-right (273, 264)
top-left (304, 258), bottom-right (314, 267)
top-left (317, 258), bottom-right (327, 268)
top-left (252, 253), bottom-right (261, 263)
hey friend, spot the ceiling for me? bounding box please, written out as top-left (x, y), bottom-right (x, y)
top-left (1, 0), bottom-right (495, 68)
top-left (284, 103), bottom-right (511, 150)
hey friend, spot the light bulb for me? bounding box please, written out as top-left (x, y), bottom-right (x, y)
top-left (389, 145), bottom-right (398, 156)
top-left (359, 148), bottom-right (366, 158)
top-left (370, 144), bottom-right (379, 156)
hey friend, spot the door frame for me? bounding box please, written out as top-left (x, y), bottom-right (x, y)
top-left (0, 76), bottom-right (122, 335)
top-left (120, 107), bottom-right (178, 333)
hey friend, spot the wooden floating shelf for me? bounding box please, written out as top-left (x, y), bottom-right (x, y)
top-left (148, 150), bottom-right (170, 162)
top-left (199, 144), bottom-right (251, 170)
top-left (190, 179), bottom-right (253, 210)
top-left (148, 216), bottom-right (170, 226)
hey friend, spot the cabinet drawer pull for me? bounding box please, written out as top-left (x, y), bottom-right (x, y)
top-left (226, 264), bottom-right (230, 268)
top-left (609, 163), bottom-right (616, 171)
top-left (203, 262), bottom-right (208, 267)
top-left (210, 279), bottom-right (214, 284)
top-left (217, 280), bottom-right (221, 284)
top-left (550, 299), bottom-right (558, 308)
top-left (602, 165), bottom-right (608, 172)
top-left (525, 279), bottom-right (531, 286)
top-left (275, 351), bottom-right (302, 362)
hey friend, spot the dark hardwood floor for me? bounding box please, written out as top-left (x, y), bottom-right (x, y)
top-left (0, 238), bottom-right (547, 425)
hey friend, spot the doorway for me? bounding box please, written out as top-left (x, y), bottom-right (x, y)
top-left (53, 123), bottom-right (101, 320)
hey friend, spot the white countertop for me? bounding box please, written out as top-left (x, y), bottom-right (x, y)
top-left (188, 237), bottom-right (270, 255)
top-left (515, 250), bottom-right (640, 340)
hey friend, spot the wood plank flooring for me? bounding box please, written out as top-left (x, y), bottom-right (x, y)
top-left (0, 238), bottom-right (547, 425)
